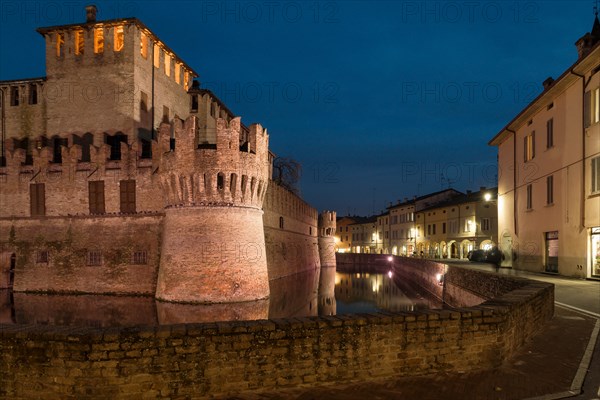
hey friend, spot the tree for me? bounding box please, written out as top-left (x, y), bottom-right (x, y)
top-left (272, 157), bottom-right (302, 195)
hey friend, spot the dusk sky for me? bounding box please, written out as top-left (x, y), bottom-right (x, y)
top-left (0, 0), bottom-right (596, 215)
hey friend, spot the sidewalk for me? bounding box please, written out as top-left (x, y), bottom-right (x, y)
top-left (212, 270), bottom-right (600, 400)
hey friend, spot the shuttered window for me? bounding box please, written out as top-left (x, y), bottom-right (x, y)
top-left (120, 180), bottom-right (136, 213)
top-left (89, 181), bottom-right (105, 214)
top-left (30, 183), bottom-right (46, 216)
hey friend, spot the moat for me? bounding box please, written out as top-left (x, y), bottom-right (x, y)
top-left (0, 265), bottom-right (441, 327)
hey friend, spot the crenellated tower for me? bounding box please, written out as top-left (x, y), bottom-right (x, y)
top-left (318, 211), bottom-right (337, 269)
top-left (154, 115), bottom-right (271, 303)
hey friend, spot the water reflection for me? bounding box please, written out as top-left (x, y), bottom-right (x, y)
top-left (335, 264), bottom-right (442, 313)
top-left (0, 264), bottom-right (440, 327)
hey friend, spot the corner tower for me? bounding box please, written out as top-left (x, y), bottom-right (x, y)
top-left (155, 116), bottom-right (271, 303)
top-left (318, 211), bottom-right (337, 269)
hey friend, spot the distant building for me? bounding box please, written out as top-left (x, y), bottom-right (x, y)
top-left (335, 216), bottom-right (358, 253)
top-left (489, 14), bottom-right (600, 279)
top-left (349, 188), bottom-right (497, 258)
top-left (414, 188), bottom-right (498, 259)
top-left (348, 216), bottom-right (378, 254)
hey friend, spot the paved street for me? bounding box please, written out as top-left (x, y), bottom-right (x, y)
top-left (447, 260), bottom-right (600, 400)
top-left (446, 260), bottom-right (600, 316)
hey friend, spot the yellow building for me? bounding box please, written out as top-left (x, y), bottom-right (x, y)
top-left (415, 188), bottom-right (498, 259)
top-left (489, 15), bottom-right (600, 279)
top-left (335, 216), bottom-right (358, 253)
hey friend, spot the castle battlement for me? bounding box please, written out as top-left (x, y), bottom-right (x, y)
top-left (318, 211), bottom-right (337, 237)
top-left (157, 116), bottom-right (270, 209)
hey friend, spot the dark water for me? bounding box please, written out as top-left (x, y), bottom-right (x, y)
top-left (0, 265), bottom-right (441, 327)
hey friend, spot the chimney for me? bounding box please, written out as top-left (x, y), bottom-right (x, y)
top-left (86, 5), bottom-right (97, 22)
top-left (542, 77), bottom-right (554, 90)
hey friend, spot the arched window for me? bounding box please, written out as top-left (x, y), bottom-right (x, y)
top-left (279, 217), bottom-right (284, 229)
top-left (217, 172), bottom-right (225, 190)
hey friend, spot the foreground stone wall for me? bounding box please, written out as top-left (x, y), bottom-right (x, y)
top-left (0, 255), bottom-right (553, 399)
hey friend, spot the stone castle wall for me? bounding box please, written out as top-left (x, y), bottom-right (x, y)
top-left (0, 257), bottom-right (553, 399)
top-left (262, 183), bottom-right (321, 281)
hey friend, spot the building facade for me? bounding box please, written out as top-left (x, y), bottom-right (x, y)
top-left (415, 188), bottom-right (498, 259)
top-left (489, 15), bottom-right (600, 279)
top-left (0, 6), bottom-right (336, 302)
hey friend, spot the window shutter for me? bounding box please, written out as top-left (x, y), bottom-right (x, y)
top-left (38, 184), bottom-right (45, 216)
top-left (584, 90), bottom-right (591, 128)
top-left (524, 136), bottom-right (527, 162)
top-left (532, 131), bottom-right (535, 159)
top-left (98, 181), bottom-right (105, 214)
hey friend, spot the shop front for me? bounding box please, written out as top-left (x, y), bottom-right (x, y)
top-left (591, 228), bottom-right (600, 278)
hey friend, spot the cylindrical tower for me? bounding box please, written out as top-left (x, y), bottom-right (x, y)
top-left (155, 116), bottom-right (271, 304)
top-left (318, 211), bottom-right (337, 269)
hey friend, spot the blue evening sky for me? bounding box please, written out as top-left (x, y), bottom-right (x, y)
top-left (0, 0), bottom-right (595, 215)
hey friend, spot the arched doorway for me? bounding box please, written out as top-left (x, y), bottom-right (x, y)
top-left (479, 240), bottom-right (494, 251)
top-left (460, 240), bottom-right (473, 259)
top-left (448, 241), bottom-right (458, 258)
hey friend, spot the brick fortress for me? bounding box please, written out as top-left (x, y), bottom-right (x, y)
top-left (0, 5), bottom-right (336, 305)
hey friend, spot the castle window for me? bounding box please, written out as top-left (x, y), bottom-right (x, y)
top-left (106, 133), bottom-right (127, 160)
top-left (153, 44), bottom-right (160, 68)
top-left (120, 179), bottom-right (136, 213)
top-left (140, 32), bottom-right (148, 59)
top-left (51, 137), bottom-right (67, 164)
top-left (28, 84), bottom-right (37, 105)
top-left (10, 86), bottom-right (19, 106)
top-left (132, 250), bottom-right (148, 265)
top-left (191, 94), bottom-right (198, 112)
top-left (36, 250), bottom-right (49, 264)
top-left (113, 26), bottom-right (124, 52)
top-left (250, 177), bottom-right (256, 198)
top-left (164, 53), bottom-right (171, 76)
top-left (89, 180), bottom-right (105, 214)
top-left (279, 217), bottom-right (284, 229)
top-left (75, 29), bottom-right (84, 55)
top-left (175, 63), bottom-right (181, 84)
top-left (94, 27), bottom-right (104, 54)
top-left (140, 139), bottom-right (152, 159)
top-left (30, 183), bottom-right (46, 217)
top-left (210, 102), bottom-right (216, 117)
top-left (217, 173), bottom-right (225, 190)
top-left (230, 173), bottom-right (237, 196)
top-left (73, 133), bottom-right (93, 162)
top-left (140, 91), bottom-right (148, 112)
top-left (184, 70), bottom-right (189, 88)
top-left (241, 175), bottom-right (247, 195)
top-left (87, 251), bottom-right (103, 266)
top-left (56, 32), bottom-right (64, 57)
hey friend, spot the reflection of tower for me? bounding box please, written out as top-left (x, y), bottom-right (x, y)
top-left (318, 211), bottom-right (337, 315)
top-left (318, 265), bottom-right (336, 316)
top-left (155, 116), bottom-right (271, 304)
top-left (318, 211), bottom-right (337, 268)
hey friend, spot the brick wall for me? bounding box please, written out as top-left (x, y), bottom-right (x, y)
top-left (0, 214), bottom-right (161, 294)
top-left (0, 255), bottom-right (554, 398)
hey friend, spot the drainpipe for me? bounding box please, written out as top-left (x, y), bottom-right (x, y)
top-left (507, 129), bottom-right (517, 239)
top-left (569, 68), bottom-right (587, 233)
top-left (0, 87), bottom-right (5, 166)
top-left (151, 40), bottom-right (155, 140)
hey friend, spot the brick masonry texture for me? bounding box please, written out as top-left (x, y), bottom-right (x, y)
top-left (0, 256), bottom-right (554, 399)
